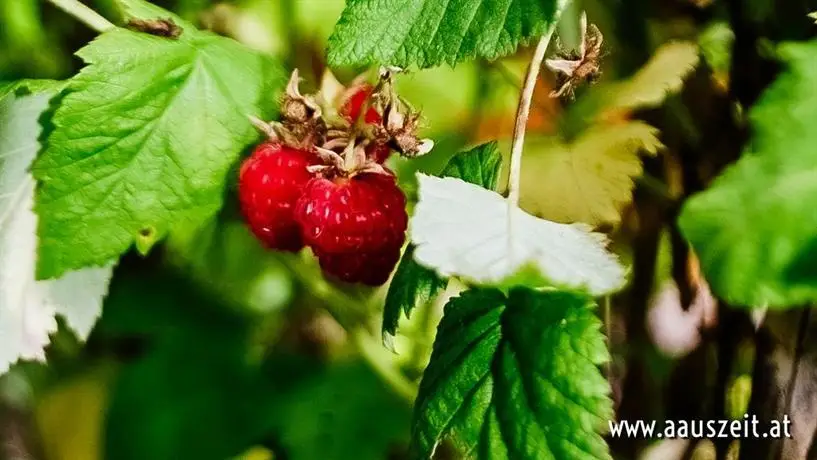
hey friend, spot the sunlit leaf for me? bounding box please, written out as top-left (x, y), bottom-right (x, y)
top-left (562, 41), bottom-right (700, 134)
top-left (327, 0), bottom-right (569, 69)
top-left (0, 84), bottom-right (113, 375)
top-left (606, 41), bottom-right (700, 113)
top-left (33, 13), bottom-right (283, 279)
top-left (520, 122), bottom-right (662, 226)
top-left (411, 174), bottom-right (626, 294)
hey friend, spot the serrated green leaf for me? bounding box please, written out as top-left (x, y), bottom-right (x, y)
top-left (115, 0), bottom-right (191, 30)
top-left (382, 244), bottom-right (447, 340)
top-left (383, 143), bottom-right (502, 339)
top-left (520, 122), bottom-right (662, 226)
top-left (33, 27), bottom-right (283, 279)
top-left (679, 38), bottom-right (817, 308)
top-left (327, 0), bottom-right (568, 69)
top-left (412, 287), bottom-right (612, 460)
top-left (440, 141), bottom-right (503, 190)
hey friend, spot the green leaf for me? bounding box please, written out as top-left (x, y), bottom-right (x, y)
top-left (382, 244), bottom-right (447, 339)
top-left (382, 143), bottom-right (502, 339)
top-left (412, 287), bottom-right (612, 459)
top-left (115, 0), bottom-right (191, 30)
top-left (327, 0), bottom-right (568, 69)
top-left (679, 39), bottom-right (817, 308)
top-left (439, 141), bottom-right (503, 190)
top-left (33, 25), bottom-right (283, 279)
top-left (519, 122), bottom-right (662, 226)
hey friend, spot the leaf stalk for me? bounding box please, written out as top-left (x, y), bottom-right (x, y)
top-left (46, 0), bottom-right (114, 33)
top-left (507, 5), bottom-right (569, 207)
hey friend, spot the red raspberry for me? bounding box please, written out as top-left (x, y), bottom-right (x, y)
top-left (368, 143), bottom-right (391, 163)
top-left (295, 173), bottom-right (408, 285)
top-left (340, 85), bottom-right (392, 164)
top-left (239, 142), bottom-right (318, 251)
top-left (340, 84), bottom-right (381, 124)
top-left (313, 245), bottom-right (402, 286)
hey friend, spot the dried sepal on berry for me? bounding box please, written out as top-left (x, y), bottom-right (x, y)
top-left (367, 69), bottom-right (434, 158)
top-left (313, 146), bottom-right (346, 171)
top-left (275, 70), bottom-right (328, 147)
top-left (317, 70), bottom-right (390, 164)
top-left (281, 69), bottom-right (322, 122)
top-left (248, 67), bottom-right (433, 180)
top-left (318, 67), bottom-right (434, 161)
top-left (317, 69), bottom-right (347, 112)
top-left (248, 115), bottom-right (315, 151)
top-left (382, 105), bottom-right (434, 157)
top-left (546, 12), bottom-right (604, 99)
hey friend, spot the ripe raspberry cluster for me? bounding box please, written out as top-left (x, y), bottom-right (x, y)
top-left (238, 69), bottom-right (432, 286)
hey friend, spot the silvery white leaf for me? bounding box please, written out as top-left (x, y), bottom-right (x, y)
top-left (410, 174), bottom-right (626, 294)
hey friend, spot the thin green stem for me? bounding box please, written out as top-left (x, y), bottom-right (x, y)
top-left (279, 254), bottom-right (417, 402)
top-left (352, 329), bottom-right (417, 402)
top-left (506, 6), bottom-right (567, 207)
top-left (404, 288), bottom-right (440, 376)
top-left (277, 253), bottom-right (367, 330)
top-left (46, 0), bottom-right (114, 33)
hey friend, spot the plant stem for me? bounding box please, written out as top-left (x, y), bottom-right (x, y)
top-left (351, 329), bottom-right (417, 402)
top-left (603, 295), bottom-right (613, 378)
top-left (46, 0), bottom-right (114, 33)
top-left (278, 254), bottom-right (417, 402)
top-left (506, 13), bottom-right (566, 207)
top-left (277, 253), bottom-right (367, 330)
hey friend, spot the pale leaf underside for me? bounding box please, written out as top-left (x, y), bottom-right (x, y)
top-left (410, 174), bottom-right (626, 295)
